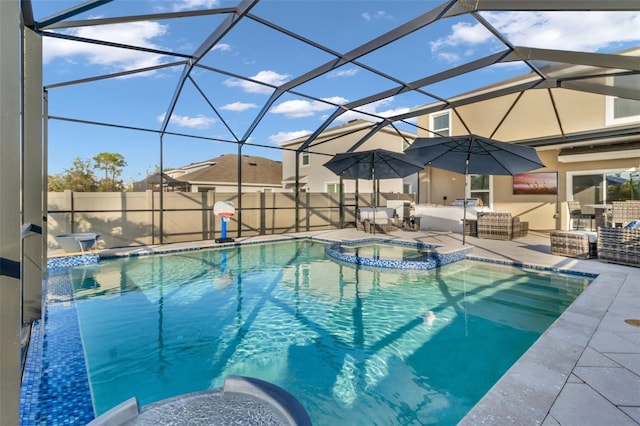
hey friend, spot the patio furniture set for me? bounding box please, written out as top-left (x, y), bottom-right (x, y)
top-left (356, 208), bottom-right (529, 241)
top-left (550, 200), bottom-right (640, 266)
top-left (356, 207), bottom-right (420, 234)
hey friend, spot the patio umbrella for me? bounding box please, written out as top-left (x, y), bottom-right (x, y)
top-left (323, 149), bottom-right (424, 233)
top-left (405, 134), bottom-right (544, 244)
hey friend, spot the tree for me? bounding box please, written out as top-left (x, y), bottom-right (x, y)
top-left (48, 158), bottom-right (98, 192)
top-left (47, 153), bottom-right (128, 192)
top-left (93, 152), bottom-right (127, 191)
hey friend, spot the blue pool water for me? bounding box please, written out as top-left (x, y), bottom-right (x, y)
top-left (69, 240), bottom-right (590, 425)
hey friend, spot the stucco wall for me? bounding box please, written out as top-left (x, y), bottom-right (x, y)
top-left (281, 121), bottom-right (413, 194)
top-left (416, 87), bottom-right (640, 230)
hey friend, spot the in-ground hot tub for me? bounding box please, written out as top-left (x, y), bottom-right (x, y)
top-left (54, 232), bottom-right (101, 253)
top-left (324, 240), bottom-right (471, 270)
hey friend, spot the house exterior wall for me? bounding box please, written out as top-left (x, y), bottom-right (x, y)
top-left (417, 87), bottom-right (640, 231)
top-left (281, 121), bottom-right (415, 194)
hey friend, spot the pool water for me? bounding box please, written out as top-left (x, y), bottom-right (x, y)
top-left (71, 240), bottom-right (590, 425)
top-left (338, 243), bottom-right (430, 260)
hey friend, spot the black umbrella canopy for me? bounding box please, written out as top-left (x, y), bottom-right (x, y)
top-left (405, 135), bottom-right (544, 176)
top-left (323, 149), bottom-right (424, 180)
top-left (405, 135), bottom-right (544, 244)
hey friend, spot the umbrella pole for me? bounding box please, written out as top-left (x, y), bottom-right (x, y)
top-left (372, 160), bottom-right (376, 235)
top-left (462, 158), bottom-right (469, 245)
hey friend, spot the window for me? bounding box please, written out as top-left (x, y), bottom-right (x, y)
top-left (467, 174), bottom-right (492, 207)
top-left (326, 182), bottom-right (343, 193)
top-left (569, 169), bottom-right (640, 205)
top-left (301, 149), bottom-right (310, 167)
top-left (606, 75), bottom-right (640, 125)
top-left (431, 111), bottom-right (450, 137)
top-left (403, 183), bottom-right (412, 194)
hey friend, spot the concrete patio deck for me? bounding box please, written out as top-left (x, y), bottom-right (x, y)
top-left (96, 228), bottom-right (640, 425)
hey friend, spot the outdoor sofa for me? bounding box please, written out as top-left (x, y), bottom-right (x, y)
top-left (413, 203), bottom-right (491, 233)
top-left (597, 226), bottom-right (640, 266)
top-left (356, 207), bottom-right (397, 233)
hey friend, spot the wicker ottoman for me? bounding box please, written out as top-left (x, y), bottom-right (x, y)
top-left (550, 231), bottom-right (597, 259)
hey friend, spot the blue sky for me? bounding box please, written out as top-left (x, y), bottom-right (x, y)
top-left (33, 1), bottom-right (640, 184)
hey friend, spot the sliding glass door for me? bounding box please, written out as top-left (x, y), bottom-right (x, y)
top-left (569, 170), bottom-right (640, 205)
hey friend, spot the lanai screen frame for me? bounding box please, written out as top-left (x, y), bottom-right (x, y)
top-left (2, 0), bottom-right (640, 423)
top-left (31, 0), bottom-right (640, 239)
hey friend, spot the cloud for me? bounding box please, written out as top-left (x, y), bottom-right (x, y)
top-left (362, 11), bottom-right (392, 21)
top-left (157, 112), bottom-right (216, 129)
top-left (223, 70), bottom-right (290, 94)
top-left (171, 0), bottom-right (220, 12)
top-left (269, 130), bottom-right (312, 144)
top-left (431, 12), bottom-right (640, 62)
top-left (43, 21), bottom-right (168, 73)
top-left (328, 68), bottom-right (359, 78)
top-left (482, 11), bottom-right (640, 51)
top-left (271, 96), bottom-right (348, 118)
top-left (436, 52), bottom-right (462, 63)
top-left (221, 102), bottom-right (258, 112)
top-left (212, 43), bottom-right (232, 52)
top-left (334, 97), bottom-right (415, 123)
top-left (430, 21), bottom-right (493, 52)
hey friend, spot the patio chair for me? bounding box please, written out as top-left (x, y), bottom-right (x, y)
top-left (606, 201), bottom-right (640, 227)
top-left (567, 200), bottom-right (593, 230)
top-left (477, 211), bottom-right (528, 240)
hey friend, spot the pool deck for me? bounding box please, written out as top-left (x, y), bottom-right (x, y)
top-left (68, 229), bottom-right (640, 425)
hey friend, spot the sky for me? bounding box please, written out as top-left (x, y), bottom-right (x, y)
top-left (32, 0), bottom-right (640, 184)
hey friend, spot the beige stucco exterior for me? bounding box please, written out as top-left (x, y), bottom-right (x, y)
top-left (417, 86), bottom-right (640, 231)
top-left (275, 86), bottom-right (640, 232)
top-left (280, 120), bottom-right (416, 195)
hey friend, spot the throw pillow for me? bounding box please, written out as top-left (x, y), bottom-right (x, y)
top-left (624, 220), bottom-right (640, 229)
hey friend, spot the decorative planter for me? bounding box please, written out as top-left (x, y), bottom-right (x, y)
top-left (54, 233), bottom-right (101, 253)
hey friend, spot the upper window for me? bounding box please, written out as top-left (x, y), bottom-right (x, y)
top-left (301, 149), bottom-right (310, 167)
top-left (606, 75), bottom-right (640, 125)
top-left (430, 111), bottom-right (450, 137)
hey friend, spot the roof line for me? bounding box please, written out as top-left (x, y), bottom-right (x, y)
top-left (518, 125), bottom-right (640, 149)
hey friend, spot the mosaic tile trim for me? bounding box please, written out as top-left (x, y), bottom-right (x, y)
top-left (47, 253), bottom-right (99, 270)
top-left (324, 242), bottom-right (471, 270)
top-left (20, 269), bottom-right (95, 425)
top-left (20, 320), bottom-right (43, 425)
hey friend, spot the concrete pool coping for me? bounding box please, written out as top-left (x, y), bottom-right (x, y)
top-left (45, 229), bottom-right (640, 425)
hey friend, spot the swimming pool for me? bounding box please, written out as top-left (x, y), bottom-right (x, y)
top-left (43, 240), bottom-right (591, 425)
